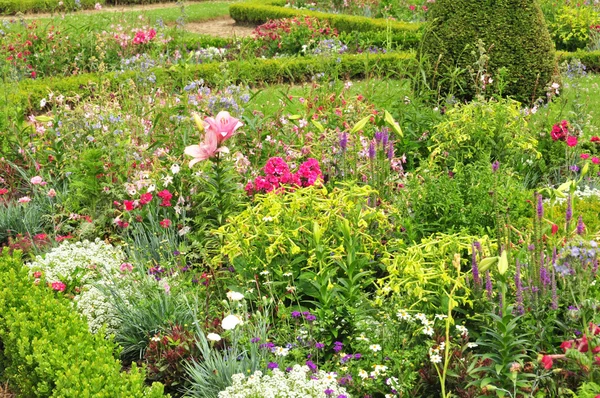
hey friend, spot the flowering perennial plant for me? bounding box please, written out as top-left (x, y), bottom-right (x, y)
top-left (244, 157), bottom-right (323, 195)
top-left (218, 365), bottom-right (350, 398)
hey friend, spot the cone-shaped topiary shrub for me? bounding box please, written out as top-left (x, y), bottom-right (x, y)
top-left (421, 0), bottom-right (556, 104)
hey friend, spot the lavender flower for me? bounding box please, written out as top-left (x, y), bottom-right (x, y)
top-left (537, 193), bottom-right (544, 220)
top-left (514, 260), bottom-right (524, 315)
top-left (339, 132), bottom-right (348, 153)
top-left (551, 247), bottom-right (558, 310)
top-left (368, 141), bottom-right (376, 160)
top-left (333, 341), bottom-right (343, 353)
top-left (485, 270), bottom-right (493, 299)
top-left (577, 215), bottom-right (585, 235)
top-left (566, 194), bottom-right (573, 225)
top-left (267, 362), bottom-right (279, 369)
top-left (387, 143), bottom-right (394, 160)
top-left (306, 360), bottom-right (317, 372)
top-left (492, 160), bottom-right (500, 173)
top-left (471, 242), bottom-right (481, 287)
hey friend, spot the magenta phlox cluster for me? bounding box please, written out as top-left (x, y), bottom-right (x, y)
top-left (245, 157), bottom-right (322, 195)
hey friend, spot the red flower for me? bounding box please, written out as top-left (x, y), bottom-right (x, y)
top-left (159, 219), bottom-right (172, 228)
top-left (560, 340), bottom-right (573, 352)
top-left (551, 120), bottom-right (569, 141)
top-left (157, 190), bottom-right (173, 207)
top-left (540, 355), bottom-right (553, 370)
top-left (592, 157), bottom-right (600, 165)
top-left (123, 200), bottom-right (135, 211)
top-left (551, 224), bottom-right (559, 235)
top-left (591, 136), bottom-right (600, 142)
top-left (140, 192), bottom-right (153, 205)
top-left (0, 188), bottom-right (8, 195)
top-left (55, 234), bottom-right (73, 242)
top-left (31, 70), bottom-right (36, 79)
top-left (51, 281), bottom-right (66, 292)
top-left (581, 153), bottom-right (590, 160)
top-left (566, 136), bottom-right (578, 147)
top-left (33, 271), bottom-right (42, 278)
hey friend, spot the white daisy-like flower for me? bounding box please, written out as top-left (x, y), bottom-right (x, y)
top-left (430, 354), bottom-right (442, 364)
top-left (422, 326), bottom-right (434, 336)
top-left (397, 309), bottom-right (412, 321)
top-left (273, 346), bottom-right (290, 357)
top-left (435, 314), bottom-right (448, 320)
top-left (358, 369), bottom-right (369, 379)
top-left (369, 344), bottom-right (382, 352)
top-left (226, 291), bottom-right (244, 301)
top-left (414, 313), bottom-right (427, 322)
top-left (456, 325), bottom-right (469, 336)
top-left (467, 342), bottom-right (479, 348)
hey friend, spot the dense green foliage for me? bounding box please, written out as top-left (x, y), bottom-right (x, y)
top-left (0, 249), bottom-right (165, 397)
top-left (421, 0), bottom-right (556, 103)
top-left (229, 0), bottom-right (422, 48)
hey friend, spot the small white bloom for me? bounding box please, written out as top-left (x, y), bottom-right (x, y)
top-left (260, 270), bottom-right (270, 276)
top-left (207, 333), bottom-right (222, 342)
top-left (422, 326), bottom-right (434, 336)
top-left (151, 335), bottom-right (161, 342)
top-left (171, 164), bottom-right (180, 174)
top-left (435, 314), bottom-right (448, 320)
top-left (430, 354), bottom-right (442, 364)
top-left (369, 344), bottom-right (382, 352)
top-left (358, 369), bottom-right (369, 379)
top-left (397, 309), bottom-right (412, 321)
top-left (222, 314), bottom-right (242, 330)
top-left (456, 325), bottom-right (469, 336)
top-left (282, 272), bottom-right (293, 277)
top-left (262, 216), bottom-right (273, 222)
top-left (227, 291), bottom-right (245, 301)
top-left (273, 346), bottom-right (290, 356)
top-left (467, 342), bottom-right (479, 348)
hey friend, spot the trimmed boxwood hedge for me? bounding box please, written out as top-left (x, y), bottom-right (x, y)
top-left (557, 50), bottom-right (600, 72)
top-left (229, 0), bottom-right (422, 49)
top-left (8, 52), bottom-right (417, 114)
top-left (0, 249), bottom-right (166, 397)
top-left (0, 0), bottom-right (202, 15)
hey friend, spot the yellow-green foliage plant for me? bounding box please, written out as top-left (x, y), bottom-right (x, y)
top-left (215, 183), bottom-right (402, 338)
top-left (376, 233), bottom-right (496, 314)
top-left (428, 98), bottom-right (540, 171)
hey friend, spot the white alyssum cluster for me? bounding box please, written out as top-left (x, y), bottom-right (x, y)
top-left (27, 238), bottom-right (124, 284)
top-left (27, 239), bottom-right (130, 334)
top-left (218, 365), bottom-right (350, 398)
top-left (550, 185), bottom-right (600, 205)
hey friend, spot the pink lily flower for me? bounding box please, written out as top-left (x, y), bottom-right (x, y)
top-left (184, 128), bottom-right (220, 168)
top-left (204, 111), bottom-right (243, 144)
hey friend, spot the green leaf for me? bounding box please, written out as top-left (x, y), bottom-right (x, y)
top-left (384, 110), bottom-right (403, 137)
top-left (350, 115), bottom-right (372, 134)
top-left (497, 250), bottom-right (508, 275)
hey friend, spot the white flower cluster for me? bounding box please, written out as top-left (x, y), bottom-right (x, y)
top-left (550, 185), bottom-right (600, 205)
top-left (27, 239), bottom-right (130, 334)
top-left (218, 365), bottom-right (350, 398)
top-left (396, 310), bottom-right (446, 336)
top-left (27, 238), bottom-right (124, 284)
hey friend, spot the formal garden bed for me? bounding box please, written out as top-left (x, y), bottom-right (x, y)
top-left (3, 0), bottom-right (600, 397)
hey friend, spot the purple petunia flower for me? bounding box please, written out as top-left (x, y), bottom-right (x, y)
top-left (267, 362), bottom-right (278, 369)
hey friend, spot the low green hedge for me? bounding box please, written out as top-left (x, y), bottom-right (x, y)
top-left (0, 0), bottom-right (193, 15)
top-left (0, 0), bottom-right (98, 14)
top-left (0, 249), bottom-right (166, 397)
top-left (9, 51), bottom-right (416, 114)
top-left (229, 0), bottom-right (422, 49)
top-left (557, 50), bottom-right (600, 72)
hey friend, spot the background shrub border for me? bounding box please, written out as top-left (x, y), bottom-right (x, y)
top-left (229, 0), bottom-right (422, 48)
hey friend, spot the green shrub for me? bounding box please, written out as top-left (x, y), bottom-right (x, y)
top-left (421, 0), bottom-right (556, 104)
top-left (0, 249), bottom-right (165, 397)
top-left (7, 52), bottom-right (416, 115)
top-left (557, 50), bottom-right (600, 72)
top-left (549, 5), bottom-right (599, 51)
top-left (229, 0), bottom-right (422, 49)
top-left (428, 98), bottom-right (539, 171)
top-left (0, 0), bottom-right (99, 14)
top-left (399, 161), bottom-right (533, 240)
